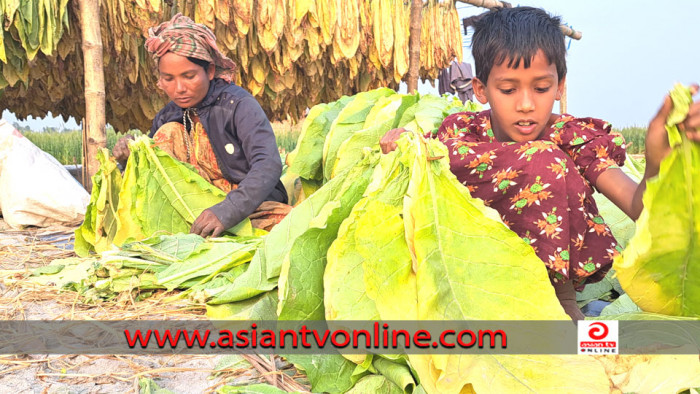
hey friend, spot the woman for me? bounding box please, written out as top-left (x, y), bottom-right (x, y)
top-left (113, 14), bottom-right (288, 237)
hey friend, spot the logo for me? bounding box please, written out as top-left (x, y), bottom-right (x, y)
top-left (578, 321), bottom-right (618, 354)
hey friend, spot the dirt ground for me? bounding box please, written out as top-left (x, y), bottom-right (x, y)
top-left (0, 219), bottom-right (309, 393)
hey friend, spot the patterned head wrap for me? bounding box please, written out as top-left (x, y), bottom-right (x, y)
top-left (145, 13), bottom-right (236, 82)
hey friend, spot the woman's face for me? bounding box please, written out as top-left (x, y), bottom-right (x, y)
top-left (158, 52), bottom-right (215, 108)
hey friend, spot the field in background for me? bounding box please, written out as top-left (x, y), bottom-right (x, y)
top-left (19, 122), bottom-right (304, 165)
top-left (18, 122), bottom-right (642, 165)
top-left (617, 126), bottom-right (646, 155)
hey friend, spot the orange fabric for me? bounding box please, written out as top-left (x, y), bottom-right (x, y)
top-left (152, 119), bottom-right (236, 193)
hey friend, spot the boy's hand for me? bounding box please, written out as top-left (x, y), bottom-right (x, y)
top-left (113, 135), bottom-right (135, 167)
top-left (645, 84), bottom-right (700, 178)
top-left (380, 128), bottom-right (409, 154)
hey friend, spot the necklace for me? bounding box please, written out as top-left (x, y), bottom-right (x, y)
top-left (182, 108), bottom-right (197, 162)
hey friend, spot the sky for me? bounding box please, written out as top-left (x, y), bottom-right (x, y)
top-left (449, 0), bottom-right (700, 128)
top-left (6, 0), bottom-right (700, 130)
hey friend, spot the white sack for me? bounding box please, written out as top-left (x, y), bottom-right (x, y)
top-left (0, 119), bottom-right (90, 228)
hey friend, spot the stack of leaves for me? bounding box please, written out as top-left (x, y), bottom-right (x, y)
top-left (36, 86), bottom-right (700, 393)
top-left (0, 0), bottom-right (462, 131)
top-left (33, 233), bottom-right (261, 302)
top-left (74, 138), bottom-right (256, 256)
top-left (286, 88), bottom-right (480, 196)
top-left (615, 83), bottom-right (700, 317)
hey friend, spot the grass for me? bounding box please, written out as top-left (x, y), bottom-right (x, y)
top-left (20, 126), bottom-right (143, 165)
top-left (272, 121), bottom-right (302, 157)
top-left (18, 122), bottom-right (303, 165)
top-left (615, 126), bottom-right (646, 155)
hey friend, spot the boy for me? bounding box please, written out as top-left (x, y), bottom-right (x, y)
top-left (381, 6), bottom-right (700, 320)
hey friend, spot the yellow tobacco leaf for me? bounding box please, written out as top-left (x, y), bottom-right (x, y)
top-left (372, 0), bottom-right (393, 69)
top-left (392, 0), bottom-right (409, 83)
top-left (215, 0), bottom-right (230, 25)
top-left (595, 353), bottom-right (700, 393)
top-left (232, 0), bottom-right (253, 36)
top-left (333, 0), bottom-right (360, 60)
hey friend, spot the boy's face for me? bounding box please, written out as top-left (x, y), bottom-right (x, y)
top-left (473, 50), bottom-right (565, 142)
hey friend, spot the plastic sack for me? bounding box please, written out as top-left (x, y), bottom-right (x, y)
top-left (0, 120), bottom-right (90, 228)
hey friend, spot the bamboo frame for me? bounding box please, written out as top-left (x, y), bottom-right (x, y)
top-left (455, 0), bottom-right (583, 40)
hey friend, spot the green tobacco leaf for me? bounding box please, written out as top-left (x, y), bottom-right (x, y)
top-left (32, 264), bottom-right (65, 275)
top-left (615, 84), bottom-right (700, 317)
top-left (332, 93), bottom-right (418, 178)
top-left (277, 157), bottom-right (377, 393)
top-left (108, 137), bottom-right (254, 247)
top-left (278, 158), bottom-right (374, 321)
top-left (75, 149), bottom-right (122, 256)
top-left (576, 270), bottom-right (617, 304)
top-left (598, 294), bottom-right (642, 316)
top-left (207, 247), bottom-right (278, 304)
top-left (346, 375), bottom-right (403, 394)
top-left (371, 357), bottom-right (416, 393)
top-left (322, 88), bottom-right (394, 181)
top-left (206, 291), bottom-right (278, 321)
top-left (325, 199), bottom-right (380, 322)
top-left (119, 233), bottom-right (207, 263)
top-left (399, 94), bottom-right (476, 135)
top-left (288, 96), bottom-right (352, 181)
top-left (155, 237), bottom-right (259, 290)
top-left (139, 377), bottom-right (175, 394)
top-left (283, 353), bottom-right (358, 394)
top-left (29, 257), bottom-right (98, 290)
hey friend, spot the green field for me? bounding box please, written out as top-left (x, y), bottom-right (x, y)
top-left (18, 122), bottom-right (645, 165)
top-left (18, 122), bottom-right (303, 165)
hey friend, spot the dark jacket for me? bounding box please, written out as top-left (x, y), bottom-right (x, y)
top-left (150, 78), bottom-right (287, 230)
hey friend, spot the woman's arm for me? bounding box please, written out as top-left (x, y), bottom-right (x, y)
top-left (596, 86), bottom-right (700, 221)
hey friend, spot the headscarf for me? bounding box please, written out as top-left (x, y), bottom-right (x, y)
top-left (145, 13), bottom-right (236, 82)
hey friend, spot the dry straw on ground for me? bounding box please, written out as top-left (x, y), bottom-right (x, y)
top-left (0, 220), bottom-right (310, 393)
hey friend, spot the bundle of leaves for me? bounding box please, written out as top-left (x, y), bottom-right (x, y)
top-left (75, 139), bottom-right (258, 257)
top-left (33, 233), bottom-right (261, 302)
top-left (38, 87), bottom-right (700, 393)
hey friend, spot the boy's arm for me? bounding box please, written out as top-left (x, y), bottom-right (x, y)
top-left (597, 85), bottom-right (700, 221)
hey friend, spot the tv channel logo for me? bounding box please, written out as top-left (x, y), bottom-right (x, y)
top-left (578, 321), bottom-right (618, 354)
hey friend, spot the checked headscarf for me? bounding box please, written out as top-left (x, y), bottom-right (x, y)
top-left (145, 13), bottom-right (236, 82)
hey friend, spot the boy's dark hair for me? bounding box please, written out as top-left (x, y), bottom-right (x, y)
top-left (472, 6), bottom-right (567, 83)
top-left (187, 56), bottom-right (211, 71)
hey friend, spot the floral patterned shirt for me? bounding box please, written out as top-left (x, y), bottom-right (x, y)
top-left (429, 110), bottom-right (627, 286)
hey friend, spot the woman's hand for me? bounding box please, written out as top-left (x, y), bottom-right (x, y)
top-left (113, 135), bottom-right (135, 166)
top-left (380, 128), bottom-right (409, 154)
top-left (190, 209), bottom-right (225, 238)
top-left (645, 84), bottom-right (700, 178)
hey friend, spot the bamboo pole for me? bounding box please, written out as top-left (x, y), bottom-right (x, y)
top-left (454, 0), bottom-right (582, 40)
top-left (78, 0), bottom-right (106, 191)
top-left (560, 82), bottom-right (567, 114)
top-left (406, 0), bottom-right (423, 93)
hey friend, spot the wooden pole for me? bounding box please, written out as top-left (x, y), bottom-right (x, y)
top-left (78, 0), bottom-right (106, 191)
top-left (454, 0), bottom-right (582, 40)
top-left (406, 0), bottom-right (423, 93)
top-left (559, 82), bottom-right (567, 114)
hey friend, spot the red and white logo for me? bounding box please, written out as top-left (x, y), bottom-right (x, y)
top-left (578, 321), bottom-right (618, 354)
